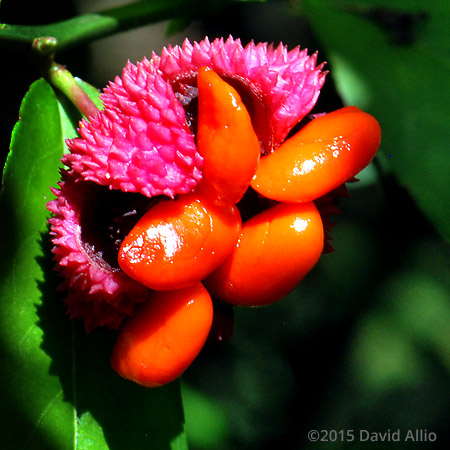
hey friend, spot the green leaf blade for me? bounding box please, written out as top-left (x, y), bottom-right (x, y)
top-left (0, 78), bottom-right (74, 449)
top-left (0, 78), bottom-right (188, 450)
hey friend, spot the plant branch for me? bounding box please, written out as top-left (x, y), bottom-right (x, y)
top-left (0, 0), bottom-right (251, 52)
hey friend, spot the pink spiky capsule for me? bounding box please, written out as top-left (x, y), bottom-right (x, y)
top-left (48, 36), bottom-right (327, 331)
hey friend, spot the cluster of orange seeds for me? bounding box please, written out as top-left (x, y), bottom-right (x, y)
top-left (110, 67), bottom-right (381, 387)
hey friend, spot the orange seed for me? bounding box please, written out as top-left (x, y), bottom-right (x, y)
top-left (111, 283), bottom-right (213, 388)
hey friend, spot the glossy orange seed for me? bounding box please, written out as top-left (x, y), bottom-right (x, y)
top-left (197, 66), bottom-right (260, 205)
top-left (118, 192), bottom-right (241, 291)
top-left (205, 201), bottom-right (324, 306)
top-left (111, 283), bottom-right (213, 388)
top-left (251, 106), bottom-right (382, 203)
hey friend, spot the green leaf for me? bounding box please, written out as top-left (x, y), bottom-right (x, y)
top-left (0, 79), bottom-right (188, 449)
top-left (303, 0), bottom-right (450, 241)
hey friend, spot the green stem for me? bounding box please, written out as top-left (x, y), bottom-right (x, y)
top-left (0, 0), bottom-right (246, 52)
top-left (49, 63), bottom-right (100, 118)
top-left (33, 37), bottom-right (99, 118)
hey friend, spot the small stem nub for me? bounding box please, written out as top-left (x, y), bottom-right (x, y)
top-left (32, 36), bottom-right (100, 119)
